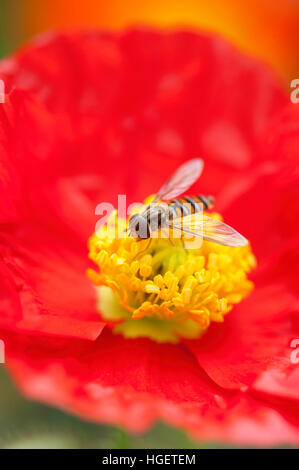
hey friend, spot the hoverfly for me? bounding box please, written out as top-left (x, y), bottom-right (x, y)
top-left (128, 158), bottom-right (248, 248)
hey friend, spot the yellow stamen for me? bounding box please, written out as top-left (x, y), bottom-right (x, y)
top-left (87, 208), bottom-right (256, 343)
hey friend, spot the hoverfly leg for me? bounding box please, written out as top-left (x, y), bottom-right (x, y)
top-left (158, 226), bottom-right (173, 245)
top-left (132, 238), bottom-right (152, 261)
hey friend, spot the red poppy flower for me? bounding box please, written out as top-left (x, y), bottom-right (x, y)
top-left (0, 30), bottom-right (299, 445)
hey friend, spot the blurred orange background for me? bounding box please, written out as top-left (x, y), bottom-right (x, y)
top-left (0, 0), bottom-right (298, 85)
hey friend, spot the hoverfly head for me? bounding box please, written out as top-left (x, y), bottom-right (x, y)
top-left (129, 214), bottom-right (151, 239)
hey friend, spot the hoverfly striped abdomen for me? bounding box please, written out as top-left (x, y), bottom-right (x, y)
top-left (167, 195), bottom-right (214, 219)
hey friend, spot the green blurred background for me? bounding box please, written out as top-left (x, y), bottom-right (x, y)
top-left (0, 0), bottom-right (297, 449)
top-left (0, 368), bottom-right (224, 449)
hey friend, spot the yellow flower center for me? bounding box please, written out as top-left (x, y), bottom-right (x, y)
top-left (87, 207), bottom-right (256, 344)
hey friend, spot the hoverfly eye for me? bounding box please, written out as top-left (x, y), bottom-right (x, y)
top-left (133, 218), bottom-right (149, 239)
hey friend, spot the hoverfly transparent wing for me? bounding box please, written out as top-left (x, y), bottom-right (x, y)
top-left (170, 213), bottom-right (248, 247)
top-left (152, 158), bottom-right (204, 203)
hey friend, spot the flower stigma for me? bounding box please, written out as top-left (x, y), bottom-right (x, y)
top-left (87, 202), bottom-right (256, 344)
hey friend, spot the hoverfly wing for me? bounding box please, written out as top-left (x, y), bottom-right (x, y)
top-left (169, 213), bottom-right (248, 247)
top-left (200, 215), bottom-right (248, 247)
top-left (152, 158), bottom-right (204, 203)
